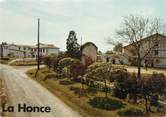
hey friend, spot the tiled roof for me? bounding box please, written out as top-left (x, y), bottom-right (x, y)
top-left (1, 43), bottom-right (59, 49)
top-left (123, 33), bottom-right (166, 48)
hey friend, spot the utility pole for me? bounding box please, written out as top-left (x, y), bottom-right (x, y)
top-left (35, 18), bottom-right (40, 78)
top-left (0, 42), bottom-right (3, 58)
top-left (37, 18), bottom-right (40, 70)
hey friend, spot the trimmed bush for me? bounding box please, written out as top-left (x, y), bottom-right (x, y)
top-left (89, 97), bottom-right (124, 110)
top-left (87, 87), bottom-right (97, 94)
top-left (43, 73), bottom-right (56, 81)
top-left (70, 86), bottom-right (81, 94)
top-left (58, 57), bottom-right (76, 68)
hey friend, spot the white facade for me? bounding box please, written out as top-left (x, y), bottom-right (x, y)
top-left (0, 43), bottom-right (59, 58)
top-left (122, 33), bottom-right (166, 68)
top-left (101, 53), bottom-right (129, 65)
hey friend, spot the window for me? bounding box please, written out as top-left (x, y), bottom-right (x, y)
top-left (155, 43), bottom-right (159, 47)
top-left (154, 50), bottom-right (158, 56)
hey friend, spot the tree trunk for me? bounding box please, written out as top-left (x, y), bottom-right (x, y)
top-left (53, 66), bottom-right (55, 71)
top-left (81, 78), bottom-right (84, 90)
top-left (137, 53), bottom-right (141, 80)
top-left (133, 94), bottom-right (137, 103)
top-left (145, 97), bottom-right (149, 113)
top-left (104, 80), bottom-right (108, 98)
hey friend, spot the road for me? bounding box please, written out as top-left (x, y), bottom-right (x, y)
top-left (126, 66), bottom-right (166, 76)
top-left (0, 64), bottom-right (81, 117)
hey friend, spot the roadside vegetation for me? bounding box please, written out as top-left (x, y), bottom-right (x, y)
top-left (26, 56), bottom-right (166, 117)
top-left (0, 57), bottom-right (13, 64)
top-left (9, 58), bottom-right (38, 66)
top-left (0, 78), bottom-right (9, 117)
top-left (10, 61), bottom-right (37, 66)
top-left (27, 66), bottom-right (145, 117)
top-left (0, 57), bottom-right (38, 66)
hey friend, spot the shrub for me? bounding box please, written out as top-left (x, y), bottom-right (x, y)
top-left (70, 86), bottom-right (82, 95)
top-left (70, 60), bottom-right (85, 80)
top-left (87, 87), bottom-right (97, 94)
top-left (112, 72), bottom-right (138, 100)
top-left (43, 73), bottom-right (56, 81)
top-left (118, 107), bottom-right (145, 117)
top-left (59, 80), bottom-right (75, 85)
top-left (111, 68), bottom-right (129, 82)
top-left (43, 56), bottom-right (52, 69)
top-left (89, 97), bottom-right (124, 110)
top-left (112, 81), bottom-right (128, 99)
top-left (69, 86), bottom-right (87, 96)
top-left (58, 57), bottom-right (76, 68)
top-left (55, 73), bottom-right (66, 79)
top-left (1, 57), bottom-right (9, 60)
top-left (59, 57), bottom-right (85, 80)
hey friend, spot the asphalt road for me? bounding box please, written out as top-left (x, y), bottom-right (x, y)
top-left (0, 64), bottom-right (81, 117)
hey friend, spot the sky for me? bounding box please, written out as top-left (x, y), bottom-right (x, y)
top-left (0, 0), bottom-right (166, 52)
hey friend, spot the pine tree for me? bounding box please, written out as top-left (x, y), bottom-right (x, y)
top-left (66, 30), bottom-right (80, 59)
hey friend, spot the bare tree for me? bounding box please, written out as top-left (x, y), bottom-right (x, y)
top-left (110, 15), bottom-right (166, 79)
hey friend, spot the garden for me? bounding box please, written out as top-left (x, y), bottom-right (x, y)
top-left (26, 53), bottom-right (166, 117)
top-left (26, 30), bottom-right (166, 117)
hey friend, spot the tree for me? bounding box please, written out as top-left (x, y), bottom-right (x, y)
top-left (0, 42), bottom-right (7, 58)
top-left (66, 30), bottom-right (80, 59)
top-left (124, 73), bottom-right (166, 113)
top-left (112, 15), bottom-right (166, 79)
top-left (113, 43), bottom-right (123, 52)
top-left (86, 63), bottom-right (112, 98)
top-left (43, 56), bottom-right (52, 69)
top-left (58, 57), bottom-right (75, 69)
top-left (70, 60), bottom-right (85, 81)
top-left (111, 68), bottom-right (130, 99)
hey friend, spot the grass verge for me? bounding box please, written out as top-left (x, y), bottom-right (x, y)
top-left (10, 61), bottom-right (37, 66)
top-left (0, 78), bottom-right (9, 116)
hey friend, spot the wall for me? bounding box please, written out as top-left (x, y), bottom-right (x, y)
top-left (81, 44), bottom-right (97, 65)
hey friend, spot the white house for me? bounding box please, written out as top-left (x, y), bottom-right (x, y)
top-left (31, 43), bottom-right (59, 58)
top-left (122, 33), bottom-right (166, 68)
top-left (101, 52), bottom-right (129, 65)
top-left (0, 43), bottom-right (59, 58)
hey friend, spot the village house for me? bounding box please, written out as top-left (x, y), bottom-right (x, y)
top-left (122, 33), bottom-right (166, 68)
top-left (0, 43), bottom-right (59, 58)
top-left (81, 42), bottom-right (98, 65)
top-left (101, 52), bottom-right (129, 65)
